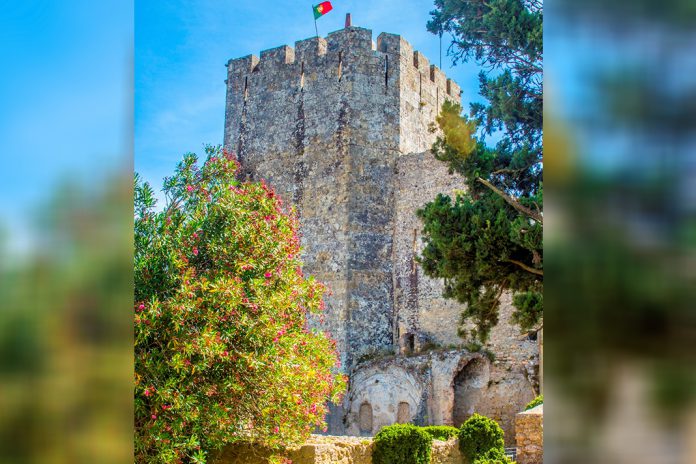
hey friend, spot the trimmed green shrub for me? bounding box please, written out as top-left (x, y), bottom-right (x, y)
top-left (473, 448), bottom-right (516, 464)
top-left (525, 394), bottom-right (543, 410)
top-left (458, 414), bottom-right (505, 462)
top-left (372, 424), bottom-right (433, 464)
top-left (422, 425), bottom-right (460, 441)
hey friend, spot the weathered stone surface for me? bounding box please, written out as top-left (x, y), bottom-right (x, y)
top-left (211, 435), bottom-right (463, 464)
top-left (515, 404), bottom-right (543, 464)
top-left (344, 345), bottom-right (535, 445)
top-left (431, 438), bottom-right (465, 464)
top-left (224, 25), bottom-right (540, 444)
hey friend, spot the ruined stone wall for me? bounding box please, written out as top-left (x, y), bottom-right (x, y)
top-left (345, 344), bottom-right (536, 446)
top-left (515, 405), bottom-right (543, 464)
top-left (389, 149), bottom-right (539, 442)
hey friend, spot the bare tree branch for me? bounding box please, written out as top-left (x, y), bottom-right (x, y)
top-left (477, 177), bottom-right (543, 224)
top-left (507, 259), bottom-right (544, 276)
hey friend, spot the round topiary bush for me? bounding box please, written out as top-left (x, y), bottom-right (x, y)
top-left (372, 424), bottom-right (433, 464)
top-left (421, 425), bottom-right (460, 441)
top-left (458, 413), bottom-right (505, 462)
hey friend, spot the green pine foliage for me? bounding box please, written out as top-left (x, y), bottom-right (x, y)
top-left (419, 0), bottom-right (543, 341)
top-left (372, 424), bottom-right (433, 464)
top-left (421, 425), bottom-right (460, 441)
top-left (525, 394), bottom-right (543, 410)
top-left (134, 146), bottom-right (346, 463)
top-left (458, 414), bottom-right (506, 462)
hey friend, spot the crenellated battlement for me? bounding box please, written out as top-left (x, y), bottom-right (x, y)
top-left (224, 27), bottom-right (460, 100)
top-left (259, 44), bottom-right (295, 65)
top-left (295, 36), bottom-right (328, 60)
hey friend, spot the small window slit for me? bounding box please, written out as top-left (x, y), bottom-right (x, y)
top-left (338, 51), bottom-right (343, 81)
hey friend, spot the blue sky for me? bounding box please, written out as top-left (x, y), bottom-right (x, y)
top-left (0, 1), bottom-right (132, 253)
top-left (135, 0), bottom-right (484, 201)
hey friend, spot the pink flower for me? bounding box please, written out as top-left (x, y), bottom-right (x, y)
top-left (264, 272), bottom-right (272, 279)
top-left (273, 337), bottom-right (279, 343)
top-left (192, 232), bottom-right (198, 239)
top-left (273, 426), bottom-right (279, 434)
top-left (310, 404), bottom-right (317, 414)
top-left (193, 247), bottom-right (199, 256)
top-left (186, 185), bottom-right (194, 192)
top-left (151, 414), bottom-right (157, 420)
top-left (223, 351), bottom-right (229, 357)
top-left (137, 303), bottom-right (145, 311)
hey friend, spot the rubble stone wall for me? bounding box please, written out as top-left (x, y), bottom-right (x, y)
top-left (211, 435), bottom-right (463, 464)
top-left (515, 405), bottom-right (543, 464)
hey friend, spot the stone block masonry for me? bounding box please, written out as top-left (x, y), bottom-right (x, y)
top-left (224, 25), bottom-right (539, 442)
top-left (515, 404), bottom-right (543, 464)
top-left (210, 435), bottom-right (462, 464)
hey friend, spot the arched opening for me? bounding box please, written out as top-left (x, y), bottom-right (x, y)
top-left (359, 402), bottom-right (373, 435)
top-left (403, 333), bottom-right (415, 354)
top-left (453, 357), bottom-right (488, 426)
top-left (396, 402), bottom-right (410, 423)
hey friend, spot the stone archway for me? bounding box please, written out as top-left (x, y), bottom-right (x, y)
top-left (359, 402), bottom-right (373, 435)
top-left (346, 364), bottom-right (423, 435)
top-left (396, 401), bottom-right (410, 423)
top-left (452, 357), bottom-right (489, 426)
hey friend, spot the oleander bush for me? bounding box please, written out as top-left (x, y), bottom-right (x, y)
top-left (421, 425), bottom-right (460, 441)
top-left (134, 146), bottom-right (346, 463)
top-left (372, 424), bottom-right (433, 464)
top-left (458, 414), bottom-right (505, 462)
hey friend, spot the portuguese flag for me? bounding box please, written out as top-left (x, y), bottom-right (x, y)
top-left (313, 1), bottom-right (333, 19)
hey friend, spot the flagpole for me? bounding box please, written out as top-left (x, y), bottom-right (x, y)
top-left (314, 17), bottom-right (319, 38)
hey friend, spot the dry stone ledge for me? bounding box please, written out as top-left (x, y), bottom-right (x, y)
top-left (210, 434), bottom-right (465, 464)
top-left (515, 404), bottom-right (543, 464)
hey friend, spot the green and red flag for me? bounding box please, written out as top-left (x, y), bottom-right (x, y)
top-left (313, 1), bottom-right (333, 19)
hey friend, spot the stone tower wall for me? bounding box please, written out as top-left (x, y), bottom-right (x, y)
top-left (224, 27), bottom-right (460, 369)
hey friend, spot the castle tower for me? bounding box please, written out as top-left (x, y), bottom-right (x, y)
top-left (224, 27), bottom-right (538, 440)
top-left (224, 27), bottom-right (460, 369)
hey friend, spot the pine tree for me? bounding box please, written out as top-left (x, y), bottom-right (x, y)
top-left (418, 0), bottom-right (543, 341)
